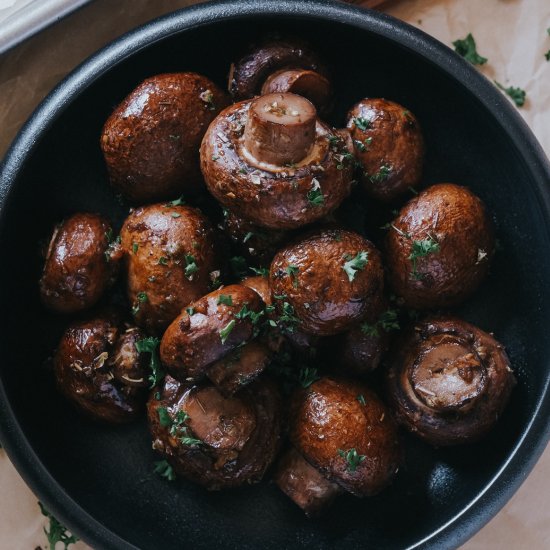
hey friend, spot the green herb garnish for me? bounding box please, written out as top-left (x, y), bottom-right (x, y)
top-left (357, 395), bottom-right (366, 406)
top-left (39, 502), bottom-right (79, 550)
top-left (184, 254), bottom-right (199, 279)
top-left (495, 81), bottom-right (526, 107)
top-left (250, 266), bottom-right (269, 277)
top-left (342, 251), bottom-right (369, 282)
top-left (298, 367), bottom-right (320, 388)
top-left (286, 265), bottom-right (299, 288)
top-left (354, 116), bottom-right (371, 131)
top-left (169, 196), bottom-right (185, 206)
top-left (217, 294), bottom-right (233, 306)
top-left (230, 255), bottom-right (248, 278)
top-left (307, 178), bottom-right (324, 206)
top-left (243, 231), bottom-right (254, 243)
top-left (409, 237), bottom-right (440, 279)
top-left (158, 256), bottom-right (168, 265)
top-left (186, 307), bottom-right (195, 316)
top-left (135, 336), bottom-right (163, 388)
top-left (452, 33), bottom-right (487, 65)
top-left (132, 242), bottom-right (139, 254)
top-left (170, 212), bottom-right (181, 218)
top-left (153, 460), bottom-right (176, 481)
top-left (338, 448), bottom-right (366, 472)
top-left (369, 164), bottom-right (392, 183)
top-left (132, 291), bottom-right (148, 315)
top-left (220, 319), bottom-right (236, 344)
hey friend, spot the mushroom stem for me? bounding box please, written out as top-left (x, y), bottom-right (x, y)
top-left (243, 92), bottom-right (317, 166)
top-left (261, 70), bottom-right (331, 111)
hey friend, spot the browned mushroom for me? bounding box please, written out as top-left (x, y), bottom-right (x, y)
top-left (120, 203), bottom-right (221, 334)
top-left (40, 213), bottom-right (120, 313)
top-left (147, 375), bottom-right (282, 489)
top-left (346, 98), bottom-right (425, 202)
top-left (54, 315), bottom-right (149, 423)
top-left (200, 94), bottom-right (354, 230)
top-left (160, 284), bottom-right (264, 381)
top-left (101, 72), bottom-right (229, 203)
top-left (278, 377), bottom-right (400, 513)
top-left (385, 183), bottom-right (495, 309)
top-left (386, 317), bottom-right (516, 446)
top-left (269, 229), bottom-right (384, 336)
top-left (229, 36), bottom-right (330, 105)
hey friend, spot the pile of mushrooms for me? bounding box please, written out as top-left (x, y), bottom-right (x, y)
top-left (38, 34), bottom-right (515, 516)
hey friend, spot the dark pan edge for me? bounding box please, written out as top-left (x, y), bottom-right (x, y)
top-left (1, 1), bottom-right (550, 549)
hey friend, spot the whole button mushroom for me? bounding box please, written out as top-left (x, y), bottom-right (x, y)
top-left (200, 93), bottom-right (354, 230)
top-left (160, 284), bottom-right (265, 381)
top-left (40, 213), bottom-right (120, 314)
top-left (269, 229), bottom-right (384, 336)
top-left (120, 203), bottom-right (221, 335)
top-left (385, 183), bottom-right (495, 309)
top-left (346, 98), bottom-right (425, 202)
top-left (54, 315), bottom-right (149, 423)
top-left (278, 377), bottom-right (400, 514)
top-left (386, 317), bottom-right (516, 446)
top-left (101, 72), bottom-right (229, 203)
top-left (229, 35), bottom-right (331, 112)
top-left (147, 375), bottom-right (282, 490)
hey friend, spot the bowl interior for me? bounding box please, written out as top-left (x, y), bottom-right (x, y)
top-left (1, 6), bottom-right (550, 550)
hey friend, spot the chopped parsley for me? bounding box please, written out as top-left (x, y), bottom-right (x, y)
top-left (286, 265), bottom-right (299, 288)
top-left (157, 407), bottom-right (172, 427)
top-left (369, 164), bottom-right (392, 183)
top-left (354, 116), bottom-right (371, 131)
top-left (158, 256), bottom-right (169, 265)
top-left (200, 89), bottom-right (216, 111)
top-left (409, 237), bottom-right (440, 279)
top-left (184, 254), bottom-right (199, 279)
top-left (170, 212), bottom-right (181, 218)
top-left (186, 307), bottom-right (195, 316)
top-left (135, 336), bottom-right (163, 388)
top-left (153, 460), bottom-right (176, 481)
top-left (361, 308), bottom-right (400, 337)
top-left (250, 266), bottom-right (269, 277)
top-left (342, 251), bottom-right (369, 282)
top-left (217, 294), bottom-right (233, 306)
top-left (158, 408), bottom-right (202, 447)
top-left (234, 304), bottom-right (264, 325)
top-left (298, 367), bottom-right (320, 388)
top-left (357, 395), bottom-right (366, 406)
top-left (169, 196), bottom-right (185, 206)
top-left (307, 178), bottom-right (324, 206)
top-left (338, 448), bottom-right (366, 473)
top-left (39, 502), bottom-right (79, 549)
top-left (132, 291), bottom-right (148, 315)
top-left (354, 137), bottom-right (372, 152)
top-left (495, 81), bottom-right (527, 107)
top-left (132, 242), bottom-right (139, 254)
top-left (220, 319), bottom-right (236, 344)
top-left (243, 231), bottom-right (254, 243)
top-left (452, 33), bottom-right (487, 65)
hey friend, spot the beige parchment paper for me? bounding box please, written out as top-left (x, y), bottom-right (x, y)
top-left (0, 0), bottom-right (549, 548)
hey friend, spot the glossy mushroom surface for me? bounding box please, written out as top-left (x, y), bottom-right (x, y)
top-left (270, 229), bottom-right (384, 335)
top-left (290, 377), bottom-right (401, 497)
top-left (54, 315), bottom-right (148, 423)
top-left (160, 284), bottom-right (264, 381)
top-left (147, 375), bottom-right (282, 489)
top-left (200, 95), bottom-right (354, 230)
top-left (386, 317), bottom-right (516, 446)
top-left (347, 98), bottom-right (424, 202)
top-left (120, 203), bottom-right (220, 334)
top-left (40, 213), bottom-right (120, 313)
top-left (101, 72), bottom-right (229, 203)
top-left (385, 183), bottom-right (495, 309)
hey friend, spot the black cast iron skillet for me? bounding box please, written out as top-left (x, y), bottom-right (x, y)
top-left (1, 1), bottom-right (550, 549)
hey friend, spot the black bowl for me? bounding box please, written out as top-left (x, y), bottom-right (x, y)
top-left (1, 1), bottom-right (550, 549)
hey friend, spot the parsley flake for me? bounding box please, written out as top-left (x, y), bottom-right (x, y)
top-left (217, 294), bottom-right (233, 306)
top-left (452, 33), bottom-right (488, 65)
top-left (342, 251), bottom-right (369, 282)
top-left (39, 502), bottom-right (79, 550)
top-left (299, 367), bottom-right (320, 388)
top-left (409, 237), bottom-right (440, 279)
top-left (286, 265), bottom-right (299, 288)
top-left (338, 448), bottom-right (366, 472)
top-left (495, 81), bottom-right (527, 107)
top-left (153, 460), bottom-right (176, 481)
top-left (220, 319), bottom-right (236, 344)
top-left (307, 178), bottom-right (324, 206)
top-left (135, 336), bottom-right (163, 388)
top-left (184, 254), bottom-right (199, 279)
top-left (354, 116), bottom-right (371, 131)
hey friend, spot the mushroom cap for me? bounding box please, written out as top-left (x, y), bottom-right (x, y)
top-left (386, 183), bottom-right (495, 309)
top-left (290, 377), bottom-right (401, 497)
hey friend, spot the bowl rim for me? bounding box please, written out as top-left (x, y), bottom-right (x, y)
top-left (1, 1), bottom-right (550, 549)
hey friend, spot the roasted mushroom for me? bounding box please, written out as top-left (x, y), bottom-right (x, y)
top-left (147, 375), bottom-right (282, 489)
top-left (54, 315), bottom-right (149, 423)
top-left (270, 229), bottom-right (384, 336)
top-left (101, 72), bottom-right (229, 203)
top-left (120, 203), bottom-right (221, 334)
top-left (347, 98), bottom-right (425, 202)
top-left (160, 284), bottom-right (264, 381)
top-left (229, 35), bottom-right (331, 111)
top-left (278, 377), bottom-right (400, 513)
top-left (200, 93), bottom-right (354, 229)
top-left (386, 317), bottom-right (516, 446)
top-left (40, 213), bottom-right (120, 314)
top-left (385, 183), bottom-right (495, 309)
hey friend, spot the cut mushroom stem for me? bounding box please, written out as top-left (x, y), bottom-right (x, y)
top-left (244, 92), bottom-right (317, 166)
top-left (261, 70), bottom-right (331, 112)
